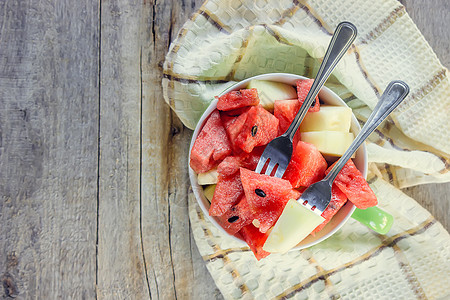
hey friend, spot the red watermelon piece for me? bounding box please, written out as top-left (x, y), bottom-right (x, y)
top-left (289, 188), bottom-right (302, 200)
top-left (190, 110), bottom-right (232, 174)
top-left (240, 167), bottom-right (295, 233)
top-left (217, 146), bottom-right (264, 177)
top-left (217, 156), bottom-right (242, 177)
top-left (215, 196), bottom-right (254, 235)
top-left (283, 141), bottom-right (327, 188)
top-left (312, 185), bottom-right (348, 234)
top-left (239, 224), bottom-right (270, 260)
top-left (325, 159), bottom-right (377, 209)
top-left (297, 79), bottom-right (320, 112)
top-left (234, 105), bottom-right (279, 153)
top-left (222, 110), bottom-right (249, 153)
top-left (220, 106), bottom-right (251, 118)
top-left (240, 146), bottom-right (265, 171)
top-left (217, 88), bottom-right (260, 111)
top-left (209, 172), bottom-right (244, 216)
top-left (273, 99), bottom-right (301, 145)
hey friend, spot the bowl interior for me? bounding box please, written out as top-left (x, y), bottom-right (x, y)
top-left (189, 73), bottom-right (367, 249)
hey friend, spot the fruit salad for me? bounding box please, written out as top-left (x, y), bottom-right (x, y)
top-left (189, 79), bottom-right (377, 260)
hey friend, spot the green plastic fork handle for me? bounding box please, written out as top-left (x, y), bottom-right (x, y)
top-left (351, 206), bottom-right (394, 235)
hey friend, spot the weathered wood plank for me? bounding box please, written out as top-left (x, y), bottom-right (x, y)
top-left (141, 0), bottom-right (223, 298)
top-left (140, 0), bottom-right (175, 298)
top-left (97, 0), bottom-right (150, 298)
top-left (0, 0), bottom-right (99, 298)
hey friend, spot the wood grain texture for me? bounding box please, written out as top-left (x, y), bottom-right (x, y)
top-left (0, 0), bottom-right (448, 299)
top-left (140, 0), bottom-right (222, 298)
top-left (97, 0), bottom-right (150, 298)
top-left (0, 0), bottom-right (99, 298)
top-left (97, 0), bottom-right (221, 299)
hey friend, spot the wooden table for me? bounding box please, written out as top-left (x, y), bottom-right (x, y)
top-left (0, 1), bottom-right (448, 298)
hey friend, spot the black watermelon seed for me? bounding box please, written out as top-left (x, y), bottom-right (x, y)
top-left (311, 98), bottom-right (316, 107)
top-left (255, 189), bottom-right (266, 197)
top-left (228, 216), bottom-right (239, 223)
top-left (251, 125), bottom-right (258, 136)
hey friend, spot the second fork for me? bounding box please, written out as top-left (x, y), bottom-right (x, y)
top-left (255, 21), bottom-right (358, 177)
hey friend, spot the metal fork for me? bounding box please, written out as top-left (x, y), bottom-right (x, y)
top-left (298, 80), bottom-right (410, 215)
top-left (255, 21), bottom-right (357, 177)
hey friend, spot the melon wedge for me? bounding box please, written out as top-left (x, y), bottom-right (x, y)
top-left (299, 106), bottom-right (352, 132)
top-left (203, 184), bottom-right (216, 202)
top-left (197, 168), bottom-right (219, 185)
top-left (301, 131), bottom-right (354, 156)
top-left (246, 80), bottom-right (297, 111)
top-left (263, 199), bottom-right (325, 253)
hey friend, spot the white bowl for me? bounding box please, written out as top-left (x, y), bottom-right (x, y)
top-left (189, 73), bottom-right (367, 250)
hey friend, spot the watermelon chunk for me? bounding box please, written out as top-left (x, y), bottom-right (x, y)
top-left (240, 146), bottom-right (265, 171)
top-left (239, 224), bottom-right (270, 260)
top-left (222, 110), bottom-right (249, 153)
top-left (240, 167), bottom-right (296, 233)
top-left (217, 146), bottom-right (264, 177)
top-left (215, 196), bottom-right (253, 235)
top-left (283, 141), bottom-right (327, 188)
top-left (217, 88), bottom-right (260, 111)
top-left (273, 99), bottom-right (301, 145)
top-left (289, 188), bottom-right (302, 201)
top-left (220, 106), bottom-right (251, 117)
top-left (217, 156), bottom-right (242, 177)
top-left (190, 110), bottom-right (232, 174)
top-left (312, 185), bottom-right (347, 234)
top-left (325, 159), bottom-right (377, 209)
top-left (297, 79), bottom-right (320, 112)
top-left (234, 105), bottom-right (279, 153)
top-left (274, 100), bottom-right (300, 131)
top-left (209, 172), bottom-right (243, 216)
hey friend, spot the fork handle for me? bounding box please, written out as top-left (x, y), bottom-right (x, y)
top-left (285, 22), bottom-right (357, 141)
top-left (325, 80), bottom-right (410, 183)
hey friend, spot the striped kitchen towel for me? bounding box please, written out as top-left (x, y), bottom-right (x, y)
top-left (163, 0), bottom-right (450, 299)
